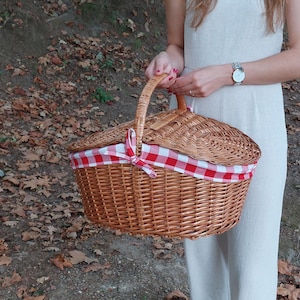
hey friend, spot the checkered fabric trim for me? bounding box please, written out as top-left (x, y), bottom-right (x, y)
top-left (69, 128), bottom-right (258, 183)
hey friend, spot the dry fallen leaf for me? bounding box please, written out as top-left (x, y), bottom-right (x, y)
top-left (38, 55), bottom-right (50, 66)
top-left (0, 255), bottom-right (12, 266)
top-left (36, 276), bottom-right (50, 284)
top-left (78, 60), bottom-right (91, 68)
top-left (43, 246), bottom-right (60, 252)
top-left (2, 271), bottom-right (22, 287)
top-left (0, 239), bottom-right (9, 253)
top-left (11, 205), bottom-right (26, 218)
top-left (23, 176), bottom-right (51, 190)
top-left (68, 250), bottom-right (87, 265)
top-left (278, 259), bottom-right (295, 276)
top-left (23, 152), bottom-right (40, 161)
top-left (94, 249), bottom-right (103, 256)
top-left (50, 254), bottom-right (73, 270)
top-left (16, 286), bottom-right (45, 300)
top-left (165, 290), bottom-right (189, 300)
top-left (68, 250), bottom-right (98, 265)
top-left (3, 221), bottom-right (18, 228)
top-left (14, 87), bottom-right (27, 96)
top-left (16, 161), bottom-right (33, 171)
top-left (16, 285), bottom-right (27, 299)
top-left (22, 231), bottom-right (40, 241)
top-left (83, 262), bottom-right (111, 273)
top-left (65, 220), bottom-right (83, 234)
top-left (5, 63), bottom-right (15, 70)
top-left (291, 288), bottom-right (300, 300)
top-left (4, 176), bottom-right (20, 186)
top-left (51, 56), bottom-right (63, 65)
top-left (12, 68), bottom-right (26, 77)
top-left (24, 295), bottom-right (46, 300)
top-left (153, 249), bottom-right (172, 260)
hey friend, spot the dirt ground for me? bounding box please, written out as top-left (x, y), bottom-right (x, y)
top-left (0, 1), bottom-right (299, 299)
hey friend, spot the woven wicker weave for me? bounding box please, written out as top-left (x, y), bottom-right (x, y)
top-left (68, 74), bottom-right (261, 239)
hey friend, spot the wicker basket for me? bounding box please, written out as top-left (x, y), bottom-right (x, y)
top-left (68, 74), bottom-right (261, 239)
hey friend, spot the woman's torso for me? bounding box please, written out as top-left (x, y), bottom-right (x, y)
top-left (175, 0), bottom-right (286, 144)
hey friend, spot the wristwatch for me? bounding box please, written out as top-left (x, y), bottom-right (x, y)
top-left (232, 62), bottom-right (245, 86)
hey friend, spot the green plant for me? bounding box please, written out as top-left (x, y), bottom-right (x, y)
top-left (0, 10), bottom-right (11, 20)
top-left (0, 10), bottom-right (11, 27)
top-left (132, 38), bottom-right (143, 50)
top-left (99, 58), bottom-right (114, 70)
top-left (85, 75), bottom-right (97, 81)
top-left (93, 87), bottom-right (113, 103)
top-left (0, 136), bottom-right (16, 143)
top-left (96, 52), bottom-right (114, 70)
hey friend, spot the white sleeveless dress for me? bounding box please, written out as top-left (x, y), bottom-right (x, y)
top-left (170, 1), bottom-right (288, 299)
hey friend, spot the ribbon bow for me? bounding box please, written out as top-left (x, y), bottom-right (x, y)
top-left (104, 128), bottom-right (157, 178)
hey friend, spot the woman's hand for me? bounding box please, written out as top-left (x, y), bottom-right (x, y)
top-left (145, 51), bottom-right (179, 88)
top-left (169, 64), bottom-right (233, 97)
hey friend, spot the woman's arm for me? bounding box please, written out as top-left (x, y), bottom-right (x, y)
top-left (170, 0), bottom-right (300, 97)
top-left (164, 0), bottom-right (185, 73)
top-left (243, 0), bottom-right (300, 84)
top-left (145, 0), bottom-right (185, 87)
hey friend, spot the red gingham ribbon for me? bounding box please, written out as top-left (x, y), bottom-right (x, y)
top-left (69, 128), bottom-right (258, 183)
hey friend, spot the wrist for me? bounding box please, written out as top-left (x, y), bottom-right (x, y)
top-left (221, 64), bottom-right (235, 86)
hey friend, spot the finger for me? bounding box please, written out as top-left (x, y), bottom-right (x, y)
top-left (169, 80), bottom-right (194, 95)
top-left (157, 68), bottom-right (179, 89)
top-left (145, 61), bottom-right (157, 79)
top-left (172, 75), bottom-right (192, 88)
top-left (151, 54), bottom-right (168, 75)
top-left (145, 55), bottom-right (167, 78)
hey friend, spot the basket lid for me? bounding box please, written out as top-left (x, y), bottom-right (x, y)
top-left (68, 75), bottom-right (261, 166)
top-left (68, 109), bottom-right (261, 166)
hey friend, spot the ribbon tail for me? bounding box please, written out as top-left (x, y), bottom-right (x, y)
top-left (140, 164), bottom-right (157, 178)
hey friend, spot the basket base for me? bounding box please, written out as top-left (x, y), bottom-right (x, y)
top-left (75, 164), bottom-right (250, 240)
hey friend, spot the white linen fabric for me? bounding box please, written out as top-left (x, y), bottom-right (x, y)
top-left (170, 1), bottom-right (288, 299)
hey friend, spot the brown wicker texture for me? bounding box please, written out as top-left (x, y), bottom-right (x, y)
top-left (68, 74), bottom-right (261, 239)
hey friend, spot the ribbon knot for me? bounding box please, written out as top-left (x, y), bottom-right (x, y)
top-left (125, 128), bottom-right (157, 178)
top-left (102, 129), bottom-right (156, 178)
top-left (129, 155), bottom-right (138, 165)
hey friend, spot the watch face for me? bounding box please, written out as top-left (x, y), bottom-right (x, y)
top-left (233, 69), bottom-right (245, 83)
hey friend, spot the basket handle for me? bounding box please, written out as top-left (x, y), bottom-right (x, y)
top-left (134, 74), bottom-right (187, 154)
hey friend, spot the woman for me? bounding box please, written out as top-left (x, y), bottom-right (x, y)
top-left (145, 1), bottom-right (300, 299)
